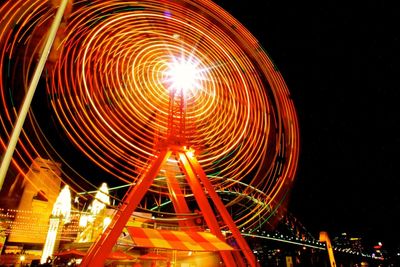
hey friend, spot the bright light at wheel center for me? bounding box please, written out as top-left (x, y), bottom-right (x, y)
top-left (165, 57), bottom-right (201, 94)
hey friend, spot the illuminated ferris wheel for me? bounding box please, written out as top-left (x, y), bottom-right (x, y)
top-left (0, 0), bottom-right (299, 266)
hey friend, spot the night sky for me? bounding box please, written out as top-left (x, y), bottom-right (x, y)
top-left (214, 0), bottom-right (400, 250)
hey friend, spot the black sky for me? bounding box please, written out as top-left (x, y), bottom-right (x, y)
top-left (214, 0), bottom-right (400, 250)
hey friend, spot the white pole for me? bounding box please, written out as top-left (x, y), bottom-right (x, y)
top-left (0, 0), bottom-right (69, 190)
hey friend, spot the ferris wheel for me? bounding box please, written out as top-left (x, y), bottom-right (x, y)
top-left (0, 0), bottom-right (299, 266)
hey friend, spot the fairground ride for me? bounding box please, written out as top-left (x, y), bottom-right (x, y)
top-left (0, 0), bottom-right (299, 266)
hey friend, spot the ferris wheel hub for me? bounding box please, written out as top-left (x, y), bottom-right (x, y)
top-left (164, 55), bottom-right (203, 96)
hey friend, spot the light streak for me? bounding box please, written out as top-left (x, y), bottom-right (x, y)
top-left (0, 0), bottom-right (299, 229)
top-left (0, 0), bottom-right (70, 190)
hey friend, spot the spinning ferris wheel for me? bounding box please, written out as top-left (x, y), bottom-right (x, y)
top-left (0, 0), bottom-right (299, 266)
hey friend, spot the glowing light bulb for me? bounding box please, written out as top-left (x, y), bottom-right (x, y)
top-left (164, 56), bottom-right (202, 94)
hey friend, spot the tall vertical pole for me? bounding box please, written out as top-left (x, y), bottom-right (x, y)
top-left (0, 0), bottom-right (70, 190)
top-left (320, 231), bottom-right (337, 267)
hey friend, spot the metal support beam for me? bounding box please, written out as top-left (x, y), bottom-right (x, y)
top-left (80, 150), bottom-right (171, 267)
top-left (178, 151), bottom-right (237, 267)
top-left (165, 169), bottom-right (197, 230)
top-left (186, 153), bottom-right (258, 267)
top-left (81, 147), bottom-right (256, 267)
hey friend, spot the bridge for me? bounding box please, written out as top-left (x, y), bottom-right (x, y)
top-left (0, 204), bottom-right (389, 267)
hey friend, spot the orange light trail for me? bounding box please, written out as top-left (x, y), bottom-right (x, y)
top-left (0, 0), bottom-right (299, 229)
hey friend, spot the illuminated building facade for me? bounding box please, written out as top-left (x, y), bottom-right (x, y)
top-left (7, 157), bottom-right (61, 246)
top-left (41, 185), bottom-right (71, 264)
top-left (76, 183), bottom-right (111, 243)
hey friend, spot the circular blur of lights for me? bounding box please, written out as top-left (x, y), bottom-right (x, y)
top-left (0, 0), bottom-right (299, 230)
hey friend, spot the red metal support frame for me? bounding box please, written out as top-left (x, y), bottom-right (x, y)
top-left (165, 169), bottom-right (197, 230)
top-left (185, 152), bottom-right (259, 267)
top-left (80, 150), bottom-right (172, 267)
top-left (178, 151), bottom-right (237, 267)
top-left (81, 147), bottom-right (257, 266)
